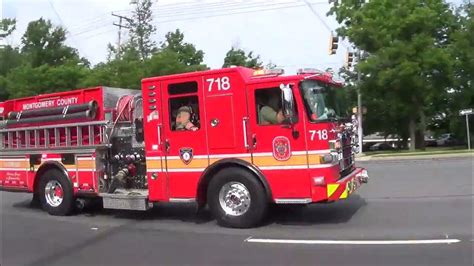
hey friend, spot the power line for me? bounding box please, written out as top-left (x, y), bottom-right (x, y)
top-left (48, 0), bottom-right (91, 59)
top-left (68, 21), bottom-right (114, 37)
top-left (155, 4), bottom-right (309, 24)
top-left (154, 1), bottom-right (319, 17)
top-left (66, 1), bottom-right (328, 37)
top-left (80, 28), bottom-right (117, 41)
top-left (114, 1), bottom-right (327, 18)
top-left (68, 17), bottom-right (114, 33)
top-left (302, 0), bottom-right (349, 49)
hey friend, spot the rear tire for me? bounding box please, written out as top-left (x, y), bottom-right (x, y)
top-left (38, 169), bottom-right (74, 216)
top-left (207, 167), bottom-right (268, 228)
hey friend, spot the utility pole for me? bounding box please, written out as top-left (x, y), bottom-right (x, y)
top-left (356, 49), bottom-right (363, 154)
top-left (112, 13), bottom-right (132, 56)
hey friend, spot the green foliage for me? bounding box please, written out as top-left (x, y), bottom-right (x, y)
top-left (5, 64), bottom-right (88, 98)
top-left (146, 49), bottom-right (206, 77)
top-left (127, 0), bottom-right (157, 60)
top-left (0, 46), bottom-right (23, 76)
top-left (81, 46), bottom-right (144, 90)
top-left (329, 0), bottom-right (459, 149)
top-left (0, 18), bottom-right (17, 38)
top-left (82, 29), bottom-right (207, 90)
top-left (161, 29), bottom-right (205, 66)
top-left (222, 47), bottom-right (263, 68)
top-left (0, 76), bottom-right (8, 101)
top-left (445, 3), bottom-right (474, 138)
top-left (21, 18), bottom-right (84, 67)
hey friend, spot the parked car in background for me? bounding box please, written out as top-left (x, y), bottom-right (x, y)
top-left (369, 142), bottom-right (394, 151)
top-left (425, 135), bottom-right (437, 147)
top-left (436, 133), bottom-right (462, 146)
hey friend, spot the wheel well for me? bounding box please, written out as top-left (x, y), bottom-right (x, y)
top-left (196, 159), bottom-right (272, 208)
top-left (33, 162), bottom-right (70, 195)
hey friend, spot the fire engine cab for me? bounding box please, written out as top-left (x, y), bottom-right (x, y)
top-left (0, 67), bottom-right (369, 228)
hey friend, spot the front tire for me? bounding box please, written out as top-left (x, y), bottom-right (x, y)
top-left (39, 169), bottom-right (74, 216)
top-left (207, 167), bottom-right (268, 228)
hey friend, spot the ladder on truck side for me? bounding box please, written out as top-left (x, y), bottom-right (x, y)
top-left (0, 120), bottom-right (151, 211)
top-left (0, 121), bottom-right (109, 152)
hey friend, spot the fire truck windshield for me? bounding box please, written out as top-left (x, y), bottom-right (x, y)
top-left (299, 80), bottom-right (350, 122)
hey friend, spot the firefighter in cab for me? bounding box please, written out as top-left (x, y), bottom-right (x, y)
top-left (259, 90), bottom-right (285, 125)
top-left (175, 106), bottom-right (198, 131)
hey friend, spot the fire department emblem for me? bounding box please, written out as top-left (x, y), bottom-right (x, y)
top-left (272, 136), bottom-right (291, 161)
top-left (179, 147), bottom-right (193, 165)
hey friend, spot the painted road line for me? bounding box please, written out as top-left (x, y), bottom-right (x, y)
top-left (245, 238), bottom-right (461, 245)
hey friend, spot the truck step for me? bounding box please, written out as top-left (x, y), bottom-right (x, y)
top-left (100, 189), bottom-right (150, 211)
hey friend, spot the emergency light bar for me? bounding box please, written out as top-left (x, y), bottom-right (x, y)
top-left (297, 68), bottom-right (325, 75)
top-left (253, 68), bottom-right (285, 76)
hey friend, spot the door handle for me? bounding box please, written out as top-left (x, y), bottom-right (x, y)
top-left (164, 139), bottom-right (170, 152)
top-left (252, 133), bottom-right (257, 149)
top-left (242, 117), bottom-right (249, 149)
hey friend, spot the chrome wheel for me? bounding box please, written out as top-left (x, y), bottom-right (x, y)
top-left (44, 180), bottom-right (64, 207)
top-left (218, 181), bottom-right (251, 216)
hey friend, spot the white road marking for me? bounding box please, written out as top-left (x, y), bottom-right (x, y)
top-left (91, 227), bottom-right (98, 230)
top-left (245, 238), bottom-right (461, 245)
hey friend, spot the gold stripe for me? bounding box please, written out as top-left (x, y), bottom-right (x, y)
top-left (77, 161), bottom-right (95, 168)
top-left (0, 161), bottom-right (29, 168)
top-left (308, 154), bottom-right (322, 165)
top-left (150, 154), bottom-right (315, 170)
top-left (146, 160), bottom-right (163, 168)
top-left (253, 155), bottom-right (308, 166)
top-left (166, 158), bottom-right (209, 168)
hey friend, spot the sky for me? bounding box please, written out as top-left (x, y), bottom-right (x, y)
top-left (0, 0), bottom-right (465, 74)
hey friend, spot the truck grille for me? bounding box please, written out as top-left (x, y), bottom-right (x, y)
top-left (339, 132), bottom-right (355, 177)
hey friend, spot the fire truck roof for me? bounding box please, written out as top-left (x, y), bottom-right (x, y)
top-left (142, 66), bottom-right (344, 87)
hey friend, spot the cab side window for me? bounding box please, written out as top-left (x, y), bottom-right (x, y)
top-left (255, 87), bottom-right (298, 126)
top-left (255, 88), bottom-right (284, 125)
top-left (168, 82), bottom-right (200, 131)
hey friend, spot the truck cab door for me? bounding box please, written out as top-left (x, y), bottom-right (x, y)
top-left (247, 82), bottom-right (311, 199)
top-left (203, 72), bottom-right (248, 158)
top-left (142, 81), bottom-right (168, 201)
top-left (161, 79), bottom-right (208, 200)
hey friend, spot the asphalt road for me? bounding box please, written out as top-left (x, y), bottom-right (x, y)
top-left (1, 157), bottom-right (473, 266)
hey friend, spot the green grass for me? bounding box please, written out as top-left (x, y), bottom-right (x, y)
top-left (363, 146), bottom-right (473, 157)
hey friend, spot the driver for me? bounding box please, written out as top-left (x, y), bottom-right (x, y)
top-left (259, 91), bottom-right (285, 125)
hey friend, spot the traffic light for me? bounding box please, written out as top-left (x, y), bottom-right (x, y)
top-left (345, 51), bottom-right (355, 68)
top-left (329, 35), bottom-right (338, 55)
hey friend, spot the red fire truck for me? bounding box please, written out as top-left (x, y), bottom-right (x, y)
top-left (0, 67), bottom-right (368, 228)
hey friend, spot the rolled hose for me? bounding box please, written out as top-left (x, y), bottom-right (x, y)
top-left (7, 100), bottom-right (98, 120)
top-left (4, 110), bottom-right (96, 126)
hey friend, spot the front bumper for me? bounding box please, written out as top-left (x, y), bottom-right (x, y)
top-left (312, 167), bottom-right (369, 202)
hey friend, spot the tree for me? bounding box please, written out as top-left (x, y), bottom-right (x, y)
top-left (222, 47), bottom-right (263, 68)
top-left (161, 29), bottom-right (204, 66)
top-left (0, 18), bottom-right (16, 38)
top-left (5, 64), bottom-right (88, 98)
top-left (329, 0), bottom-right (457, 150)
top-left (21, 18), bottom-right (84, 67)
top-left (446, 3), bottom-right (474, 140)
top-left (0, 18), bottom-right (20, 100)
top-left (127, 0), bottom-right (157, 60)
top-left (81, 46), bottom-right (144, 90)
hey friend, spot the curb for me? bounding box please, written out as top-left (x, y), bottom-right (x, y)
top-left (356, 152), bottom-right (473, 161)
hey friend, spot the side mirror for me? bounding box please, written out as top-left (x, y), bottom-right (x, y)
top-left (280, 83), bottom-right (296, 124)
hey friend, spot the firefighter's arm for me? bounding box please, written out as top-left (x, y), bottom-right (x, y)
top-left (185, 121), bottom-right (198, 131)
top-left (261, 106), bottom-right (282, 124)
